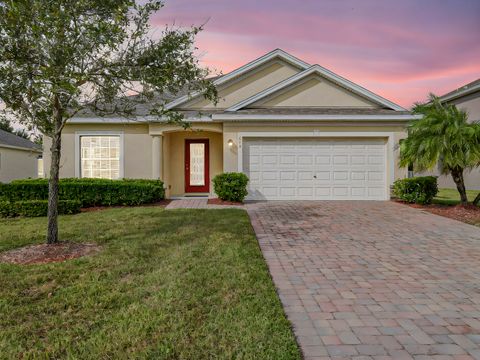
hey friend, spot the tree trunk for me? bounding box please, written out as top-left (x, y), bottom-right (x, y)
top-left (450, 167), bottom-right (468, 206)
top-left (473, 192), bottom-right (480, 206)
top-left (46, 99), bottom-right (63, 244)
top-left (46, 131), bottom-right (61, 244)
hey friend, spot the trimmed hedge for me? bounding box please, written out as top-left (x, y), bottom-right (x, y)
top-left (0, 200), bottom-right (81, 218)
top-left (0, 178), bottom-right (165, 207)
top-left (393, 176), bottom-right (438, 204)
top-left (213, 172), bottom-right (249, 202)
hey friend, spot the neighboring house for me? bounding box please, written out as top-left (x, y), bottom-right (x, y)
top-left (43, 49), bottom-right (419, 200)
top-left (415, 79), bottom-right (480, 190)
top-left (0, 129), bottom-right (42, 183)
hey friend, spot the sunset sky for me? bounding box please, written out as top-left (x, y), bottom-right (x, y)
top-left (153, 0), bottom-right (480, 108)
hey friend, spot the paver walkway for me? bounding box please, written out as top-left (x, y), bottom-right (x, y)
top-left (247, 201), bottom-right (480, 360)
top-left (165, 198), bottom-right (243, 209)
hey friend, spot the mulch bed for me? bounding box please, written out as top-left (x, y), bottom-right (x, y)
top-left (395, 200), bottom-right (480, 225)
top-left (0, 242), bottom-right (101, 265)
top-left (81, 199), bottom-right (171, 212)
top-left (207, 198), bottom-right (244, 206)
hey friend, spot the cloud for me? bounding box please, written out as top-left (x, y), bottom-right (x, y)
top-left (151, 0), bottom-right (480, 107)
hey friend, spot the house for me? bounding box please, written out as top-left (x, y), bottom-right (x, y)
top-left (43, 49), bottom-right (419, 200)
top-left (0, 129), bottom-right (42, 183)
top-left (416, 79), bottom-right (480, 190)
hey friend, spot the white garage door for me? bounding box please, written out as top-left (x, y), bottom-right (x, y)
top-left (243, 138), bottom-right (388, 200)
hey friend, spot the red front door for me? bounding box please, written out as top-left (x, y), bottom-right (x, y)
top-left (185, 139), bottom-right (210, 193)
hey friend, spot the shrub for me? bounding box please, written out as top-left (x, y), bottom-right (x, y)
top-left (0, 178), bottom-right (165, 207)
top-left (0, 200), bottom-right (81, 217)
top-left (393, 176), bottom-right (438, 204)
top-left (213, 172), bottom-right (249, 202)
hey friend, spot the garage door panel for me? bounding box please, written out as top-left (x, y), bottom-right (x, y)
top-left (315, 155), bottom-right (331, 165)
top-left (244, 138), bottom-right (387, 200)
top-left (351, 187), bottom-right (366, 197)
top-left (298, 171), bottom-right (314, 180)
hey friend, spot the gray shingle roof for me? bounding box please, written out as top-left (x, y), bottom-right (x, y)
top-left (439, 78), bottom-right (480, 102)
top-left (226, 108), bottom-right (411, 116)
top-left (0, 129), bottom-right (42, 151)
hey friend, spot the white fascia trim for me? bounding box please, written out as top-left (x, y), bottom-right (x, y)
top-left (69, 117), bottom-right (145, 124)
top-left (0, 144), bottom-right (42, 152)
top-left (213, 114), bottom-right (421, 121)
top-left (227, 64), bottom-right (406, 112)
top-left (74, 131), bottom-right (125, 178)
top-left (69, 116), bottom-right (214, 124)
top-left (439, 83), bottom-right (480, 103)
top-left (164, 49), bottom-right (310, 110)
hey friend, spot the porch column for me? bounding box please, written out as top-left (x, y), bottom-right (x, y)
top-left (152, 134), bottom-right (163, 180)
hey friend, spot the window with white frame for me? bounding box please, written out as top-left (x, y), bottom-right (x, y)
top-left (80, 136), bottom-right (120, 179)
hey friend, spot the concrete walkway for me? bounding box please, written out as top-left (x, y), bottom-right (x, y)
top-left (165, 198), bottom-right (244, 209)
top-left (247, 201), bottom-right (480, 360)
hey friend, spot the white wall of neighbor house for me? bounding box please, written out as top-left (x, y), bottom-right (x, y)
top-left (0, 146), bottom-right (40, 182)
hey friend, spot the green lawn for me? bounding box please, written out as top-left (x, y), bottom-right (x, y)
top-left (0, 208), bottom-right (300, 359)
top-left (434, 188), bottom-right (480, 205)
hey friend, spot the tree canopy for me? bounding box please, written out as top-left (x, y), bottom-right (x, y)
top-left (0, 0), bottom-right (217, 243)
top-left (400, 94), bottom-right (480, 205)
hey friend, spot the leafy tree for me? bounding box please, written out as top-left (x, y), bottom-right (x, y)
top-left (0, 0), bottom-right (216, 244)
top-left (400, 94), bottom-right (480, 206)
top-left (0, 118), bottom-right (31, 140)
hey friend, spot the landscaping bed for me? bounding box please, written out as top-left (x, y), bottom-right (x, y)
top-left (207, 198), bottom-right (243, 206)
top-left (0, 242), bottom-right (101, 265)
top-left (394, 188), bottom-right (480, 226)
top-left (0, 178), bottom-right (166, 217)
top-left (401, 202), bottom-right (480, 226)
top-left (80, 199), bottom-right (171, 212)
top-left (0, 207), bottom-right (300, 359)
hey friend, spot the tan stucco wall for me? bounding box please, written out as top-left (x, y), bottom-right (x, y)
top-left (222, 123), bottom-right (407, 184)
top-left (183, 61), bottom-right (301, 109)
top-left (163, 130), bottom-right (223, 197)
top-left (452, 92), bottom-right (480, 122)
top-left (257, 76), bottom-right (378, 108)
top-left (0, 146), bottom-right (40, 182)
top-left (43, 124), bottom-right (152, 179)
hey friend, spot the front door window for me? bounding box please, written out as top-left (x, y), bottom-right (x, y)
top-left (185, 139), bottom-right (209, 193)
top-left (189, 143), bottom-right (205, 186)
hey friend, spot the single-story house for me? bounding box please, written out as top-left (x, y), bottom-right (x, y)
top-left (43, 49), bottom-right (420, 200)
top-left (0, 129), bottom-right (42, 183)
top-left (415, 79), bottom-right (480, 190)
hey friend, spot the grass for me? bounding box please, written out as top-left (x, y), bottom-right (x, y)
top-left (433, 188), bottom-right (480, 206)
top-left (0, 208), bottom-right (300, 359)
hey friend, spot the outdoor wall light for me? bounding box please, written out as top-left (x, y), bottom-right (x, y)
top-left (227, 139), bottom-right (234, 147)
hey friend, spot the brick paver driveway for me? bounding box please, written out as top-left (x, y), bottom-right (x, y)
top-left (247, 201), bottom-right (480, 360)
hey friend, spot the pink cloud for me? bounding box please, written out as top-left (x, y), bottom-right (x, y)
top-left (151, 0), bottom-right (480, 107)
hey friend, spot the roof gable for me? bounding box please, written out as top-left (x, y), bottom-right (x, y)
top-left (250, 75), bottom-right (378, 108)
top-left (181, 60), bottom-right (302, 109)
top-left (227, 65), bottom-right (405, 112)
top-left (166, 49), bottom-right (309, 110)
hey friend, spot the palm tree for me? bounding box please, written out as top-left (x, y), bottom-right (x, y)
top-left (400, 94), bottom-right (480, 206)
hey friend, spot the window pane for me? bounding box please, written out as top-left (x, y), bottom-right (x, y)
top-left (80, 136), bottom-right (120, 179)
top-left (189, 143), bottom-right (205, 186)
